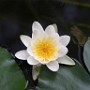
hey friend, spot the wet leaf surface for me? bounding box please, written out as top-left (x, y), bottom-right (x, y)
top-left (0, 47), bottom-right (26, 90)
top-left (37, 63), bottom-right (90, 90)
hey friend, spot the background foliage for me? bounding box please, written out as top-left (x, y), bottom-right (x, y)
top-left (0, 0), bottom-right (90, 89)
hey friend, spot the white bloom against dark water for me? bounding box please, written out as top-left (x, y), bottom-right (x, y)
top-left (15, 21), bottom-right (75, 72)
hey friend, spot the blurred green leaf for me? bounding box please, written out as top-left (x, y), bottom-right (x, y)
top-left (37, 63), bottom-right (90, 90)
top-left (83, 37), bottom-right (90, 73)
top-left (0, 47), bottom-right (26, 90)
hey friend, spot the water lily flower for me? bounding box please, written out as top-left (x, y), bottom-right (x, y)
top-left (15, 21), bottom-right (75, 72)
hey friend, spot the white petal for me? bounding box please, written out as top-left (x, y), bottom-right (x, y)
top-left (50, 53), bottom-right (60, 61)
top-left (32, 21), bottom-right (44, 33)
top-left (32, 21), bottom-right (45, 40)
top-left (57, 55), bottom-right (75, 65)
top-left (20, 35), bottom-right (31, 47)
top-left (58, 46), bottom-right (68, 57)
top-left (45, 25), bottom-right (55, 35)
top-left (45, 25), bottom-right (60, 44)
top-left (46, 61), bottom-right (59, 72)
top-left (52, 33), bottom-right (60, 45)
top-left (27, 56), bottom-right (39, 65)
top-left (37, 59), bottom-right (51, 65)
top-left (15, 50), bottom-right (29, 60)
top-left (60, 35), bottom-right (70, 46)
top-left (32, 29), bottom-right (45, 40)
top-left (27, 46), bottom-right (33, 56)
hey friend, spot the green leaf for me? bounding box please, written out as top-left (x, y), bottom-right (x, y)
top-left (83, 37), bottom-right (90, 73)
top-left (37, 63), bottom-right (90, 90)
top-left (0, 47), bottom-right (26, 90)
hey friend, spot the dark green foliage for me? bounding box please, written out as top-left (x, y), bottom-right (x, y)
top-left (0, 47), bottom-right (25, 90)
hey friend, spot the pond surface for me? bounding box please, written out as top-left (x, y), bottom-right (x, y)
top-left (0, 0), bottom-right (90, 89)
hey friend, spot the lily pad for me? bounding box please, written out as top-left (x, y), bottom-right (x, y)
top-left (0, 47), bottom-right (26, 90)
top-left (37, 63), bottom-right (90, 90)
top-left (83, 37), bottom-right (90, 73)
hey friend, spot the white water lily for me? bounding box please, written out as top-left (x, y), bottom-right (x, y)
top-left (15, 21), bottom-right (75, 72)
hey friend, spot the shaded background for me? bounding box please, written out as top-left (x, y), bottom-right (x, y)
top-left (0, 0), bottom-right (90, 89)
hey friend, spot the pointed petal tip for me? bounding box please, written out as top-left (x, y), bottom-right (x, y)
top-left (15, 53), bottom-right (17, 58)
top-left (60, 35), bottom-right (71, 46)
top-left (20, 35), bottom-right (31, 47)
top-left (46, 61), bottom-right (59, 72)
top-left (45, 25), bottom-right (56, 35)
top-left (27, 56), bottom-right (39, 65)
top-left (32, 21), bottom-right (44, 34)
top-left (33, 21), bottom-right (39, 24)
top-left (15, 52), bottom-right (20, 59)
top-left (58, 55), bottom-right (75, 66)
top-left (20, 35), bottom-right (24, 40)
top-left (32, 21), bottom-right (41, 26)
top-left (70, 61), bottom-right (75, 65)
top-left (65, 61), bottom-right (75, 66)
top-left (65, 57), bottom-right (76, 66)
top-left (15, 50), bottom-right (29, 60)
top-left (20, 35), bottom-right (24, 38)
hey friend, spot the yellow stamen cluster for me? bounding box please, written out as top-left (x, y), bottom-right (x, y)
top-left (32, 36), bottom-right (59, 61)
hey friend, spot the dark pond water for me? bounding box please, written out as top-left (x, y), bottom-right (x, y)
top-left (0, 0), bottom-right (90, 89)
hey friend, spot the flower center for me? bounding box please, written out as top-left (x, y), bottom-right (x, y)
top-left (32, 36), bottom-right (59, 61)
